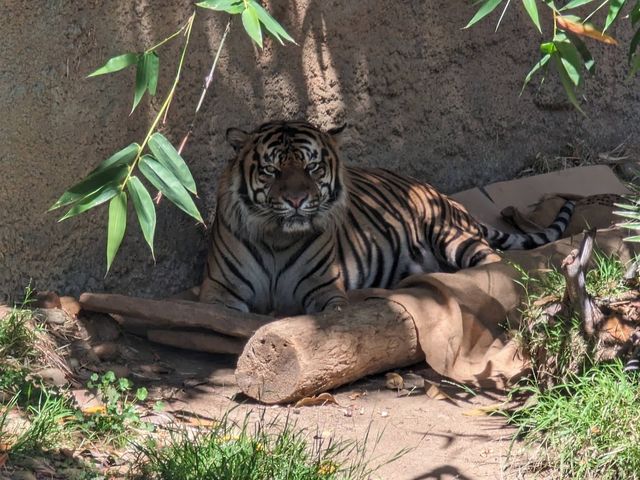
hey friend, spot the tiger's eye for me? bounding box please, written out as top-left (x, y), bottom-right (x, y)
top-left (261, 165), bottom-right (278, 176)
top-left (306, 162), bottom-right (322, 173)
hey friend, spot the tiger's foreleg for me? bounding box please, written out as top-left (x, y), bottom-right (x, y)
top-left (292, 264), bottom-right (348, 314)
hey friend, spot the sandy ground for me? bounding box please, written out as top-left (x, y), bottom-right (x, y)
top-left (125, 332), bottom-right (519, 480)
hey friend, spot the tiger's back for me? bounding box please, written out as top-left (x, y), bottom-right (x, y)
top-left (337, 166), bottom-right (495, 291)
top-left (200, 120), bottom-right (574, 316)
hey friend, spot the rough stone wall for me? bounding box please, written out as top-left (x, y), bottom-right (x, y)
top-left (1, 0), bottom-right (639, 299)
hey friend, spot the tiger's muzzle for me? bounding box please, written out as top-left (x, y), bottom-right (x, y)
top-left (268, 165), bottom-right (321, 233)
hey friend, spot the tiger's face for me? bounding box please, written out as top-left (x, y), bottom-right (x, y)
top-left (223, 121), bottom-right (347, 236)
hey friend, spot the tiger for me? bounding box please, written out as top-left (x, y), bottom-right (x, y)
top-left (199, 120), bottom-right (574, 316)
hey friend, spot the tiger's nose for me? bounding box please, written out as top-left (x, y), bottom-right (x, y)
top-left (283, 193), bottom-right (308, 209)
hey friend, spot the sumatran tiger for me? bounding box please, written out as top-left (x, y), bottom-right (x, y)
top-left (199, 120), bottom-right (574, 316)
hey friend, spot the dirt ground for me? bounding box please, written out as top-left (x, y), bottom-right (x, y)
top-left (119, 331), bottom-right (519, 480)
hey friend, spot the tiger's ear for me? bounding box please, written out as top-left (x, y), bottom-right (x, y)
top-left (327, 123), bottom-right (347, 145)
top-left (226, 128), bottom-right (250, 151)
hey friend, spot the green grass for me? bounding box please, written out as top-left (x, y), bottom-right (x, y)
top-left (0, 299), bottom-right (36, 361)
top-left (509, 361), bottom-right (640, 480)
top-left (131, 412), bottom-right (406, 480)
top-left (586, 250), bottom-right (631, 299)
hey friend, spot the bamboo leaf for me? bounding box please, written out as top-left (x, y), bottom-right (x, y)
top-left (88, 53), bottom-right (139, 77)
top-left (127, 176), bottom-right (156, 258)
top-left (556, 15), bottom-right (618, 44)
top-left (522, 0), bottom-right (542, 33)
top-left (618, 222), bottom-right (640, 229)
top-left (249, 0), bottom-right (296, 44)
top-left (465, 0), bottom-right (504, 28)
top-left (561, 0), bottom-right (597, 10)
top-left (553, 53), bottom-right (585, 114)
top-left (196, 0), bottom-right (244, 13)
top-left (629, 27), bottom-right (640, 62)
top-left (555, 40), bottom-right (583, 86)
top-left (521, 53), bottom-right (551, 93)
top-left (148, 133), bottom-right (197, 194)
top-left (132, 54), bottom-right (148, 113)
top-left (139, 155), bottom-right (204, 224)
top-left (242, 6), bottom-right (263, 48)
top-left (631, 1), bottom-right (640, 26)
top-left (58, 182), bottom-right (121, 221)
top-left (146, 52), bottom-right (160, 96)
top-left (604, 0), bottom-right (627, 32)
top-left (91, 143), bottom-right (140, 176)
top-left (50, 164), bottom-right (128, 211)
top-left (566, 33), bottom-right (596, 74)
top-left (106, 191), bottom-right (127, 273)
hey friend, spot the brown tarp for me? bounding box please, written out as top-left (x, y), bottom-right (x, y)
top-left (349, 195), bottom-right (636, 390)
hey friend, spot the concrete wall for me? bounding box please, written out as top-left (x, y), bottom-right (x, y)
top-left (1, 0), bottom-right (639, 299)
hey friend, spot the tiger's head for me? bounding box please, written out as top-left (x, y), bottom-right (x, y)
top-left (218, 120), bottom-right (348, 238)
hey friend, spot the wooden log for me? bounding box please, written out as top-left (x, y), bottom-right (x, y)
top-left (235, 298), bottom-right (424, 404)
top-left (147, 329), bottom-right (244, 355)
top-left (79, 293), bottom-right (272, 338)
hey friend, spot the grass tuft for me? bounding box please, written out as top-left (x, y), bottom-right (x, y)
top-left (131, 411), bottom-right (407, 480)
top-left (509, 361), bottom-right (640, 480)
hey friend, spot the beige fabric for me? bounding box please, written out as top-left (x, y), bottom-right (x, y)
top-left (351, 200), bottom-right (637, 390)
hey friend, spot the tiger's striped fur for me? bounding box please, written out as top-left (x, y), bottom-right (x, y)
top-left (200, 121), bottom-right (574, 316)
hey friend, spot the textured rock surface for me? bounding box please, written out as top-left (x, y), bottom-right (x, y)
top-left (1, 0), bottom-right (639, 298)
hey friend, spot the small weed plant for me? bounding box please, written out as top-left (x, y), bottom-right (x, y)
top-left (76, 371), bottom-right (150, 446)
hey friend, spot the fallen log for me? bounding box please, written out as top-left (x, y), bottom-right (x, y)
top-left (235, 298), bottom-right (424, 404)
top-left (79, 293), bottom-right (272, 338)
top-left (147, 330), bottom-right (244, 355)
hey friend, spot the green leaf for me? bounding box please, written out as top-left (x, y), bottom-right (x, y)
top-left (242, 6), bottom-right (263, 48)
top-left (136, 387), bottom-right (149, 401)
top-left (464, 0), bottom-right (504, 28)
top-left (249, 0), bottom-right (296, 44)
top-left (631, 52), bottom-right (640, 76)
top-left (146, 52), bottom-right (160, 96)
top-left (629, 27), bottom-right (640, 62)
top-left (561, 0), bottom-right (596, 10)
top-left (522, 0), bottom-right (542, 33)
top-left (555, 39), bottom-right (582, 85)
top-left (127, 176), bottom-right (156, 258)
top-left (521, 53), bottom-right (551, 93)
top-left (196, 0), bottom-right (244, 13)
top-left (88, 53), bottom-right (139, 78)
top-left (631, 1), bottom-right (640, 26)
top-left (622, 234), bottom-right (640, 242)
top-left (91, 143), bottom-right (140, 176)
top-left (148, 133), bottom-right (197, 194)
top-left (58, 182), bottom-right (121, 221)
top-left (565, 33), bottom-right (595, 74)
top-left (540, 41), bottom-right (557, 55)
top-left (50, 164), bottom-right (128, 211)
top-left (604, 0), bottom-right (627, 32)
top-left (106, 191), bottom-right (127, 273)
top-left (139, 155), bottom-right (204, 224)
top-left (613, 210), bottom-right (640, 219)
top-left (619, 222), bottom-right (640, 229)
top-left (553, 53), bottom-right (585, 114)
top-left (132, 54), bottom-right (148, 113)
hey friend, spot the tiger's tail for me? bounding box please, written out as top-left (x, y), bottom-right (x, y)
top-left (480, 200), bottom-right (575, 250)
